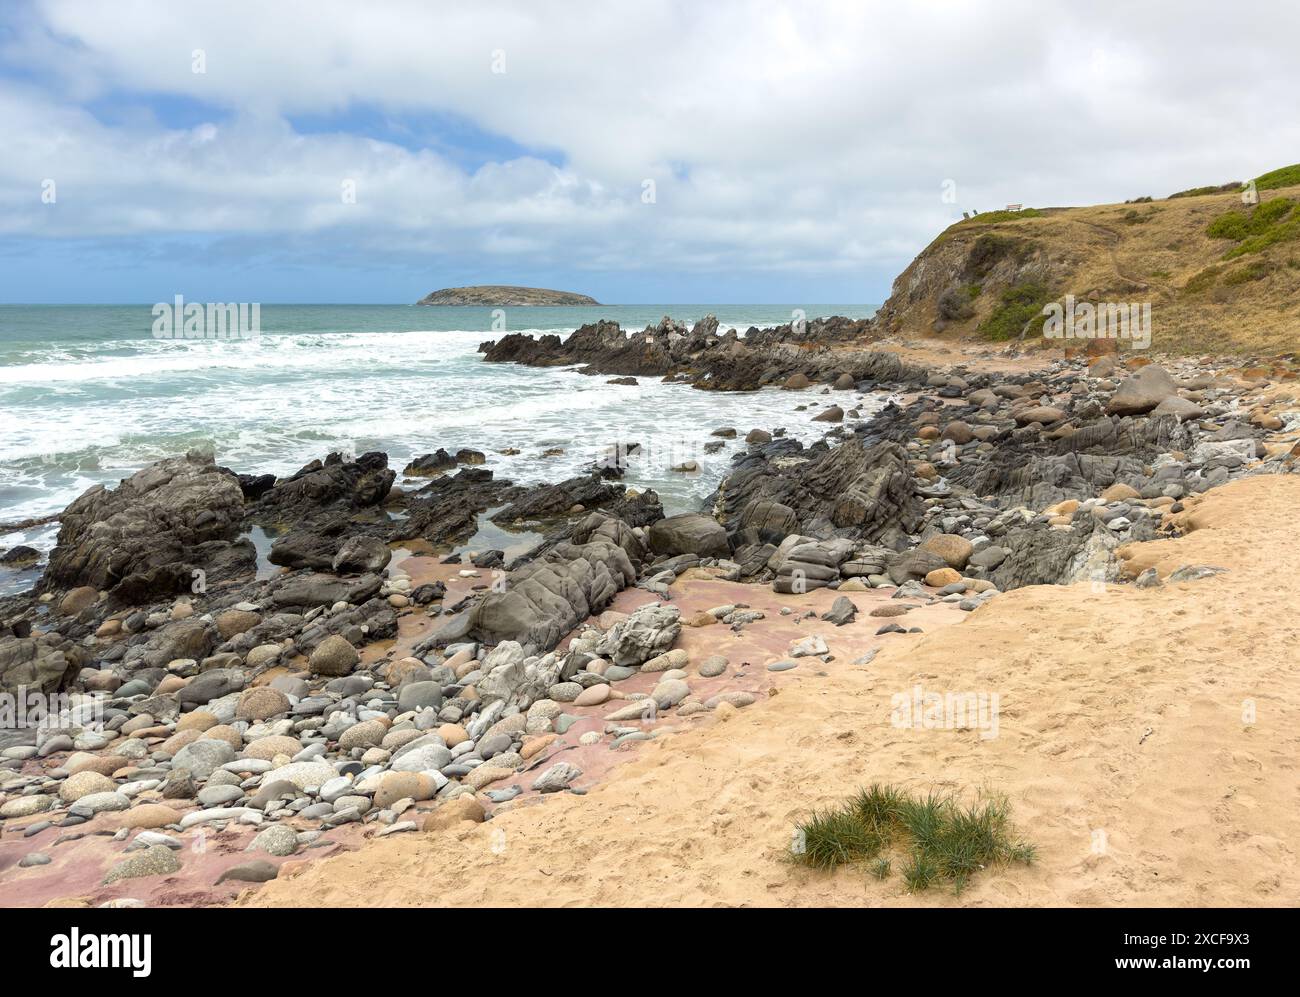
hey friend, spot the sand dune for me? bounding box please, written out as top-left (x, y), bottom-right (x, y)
top-left (241, 474), bottom-right (1300, 907)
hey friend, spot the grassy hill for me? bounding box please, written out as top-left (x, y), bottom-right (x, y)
top-left (872, 166), bottom-right (1300, 356)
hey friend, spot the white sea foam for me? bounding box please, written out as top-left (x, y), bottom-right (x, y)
top-left (1, 305), bottom-right (881, 594)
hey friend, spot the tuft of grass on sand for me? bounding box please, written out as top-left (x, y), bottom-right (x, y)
top-left (790, 784), bottom-right (1036, 894)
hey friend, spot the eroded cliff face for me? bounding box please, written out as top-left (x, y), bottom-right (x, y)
top-left (872, 219), bottom-right (1073, 341)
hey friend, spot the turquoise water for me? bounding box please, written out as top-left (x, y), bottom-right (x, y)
top-left (0, 303), bottom-right (880, 591)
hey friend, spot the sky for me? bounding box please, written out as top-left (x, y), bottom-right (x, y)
top-left (1, 0), bottom-right (1298, 304)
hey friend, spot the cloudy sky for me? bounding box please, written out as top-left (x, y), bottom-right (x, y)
top-left (1, 0), bottom-right (1297, 304)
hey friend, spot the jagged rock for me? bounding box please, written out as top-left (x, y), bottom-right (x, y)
top-left (427, 538), bottom-right (636, 655)
top-left (532, 761), bottom-right (581, 793)
top-left (596, 602), bottom-right (681, 667)
top-left (403, 450), bottom-right (457, 476)
top-left (990, 515), bottom-right (1150, 590)
top-left (41, 450), bottom-right (252, 604)
top-left (393, 467), bottom-right (511, 547)
top-left (738, 499), bottom-right (798, 544)
top-left (491, 474), bottom-right (624, 524)
top-left (822, 595), bottom-right (858, 625)
top-left (716, 439), bottom-right (921, 547)
top-left (256, 451), bottom-right (395, 518)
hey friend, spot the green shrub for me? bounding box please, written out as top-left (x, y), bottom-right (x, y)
top-left (1183, 266), bottom-right (1221, 294)
top-left (1254, 164), bottom-right (1300, 191)
top-left (1169, 182), bottom-right (1238, 199)
top-left (1207, 211), bottom-right (1250, 241)
top-left (962, 207), bottom-right (1045, 225)
top-left (979, 280), bottom-right (1053, 341)
top-left (790, 784), bottom-right (1036, 895)
top-left (1226, 214), bottom-right (1300, 258)
top-left (1222, 260), bottom-right (1275, 285)
top-left (1206, 198), bottom-right (1299, 259)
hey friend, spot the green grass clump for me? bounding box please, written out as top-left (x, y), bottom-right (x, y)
top-left (790, 784), bottom-right (1036, 895)
top-left (795, 807), bottom-right (885, 871)
top-left (963, 207), bottom-right (1045, 225)
top-left (1222, 260), bottom-right (1275, 285)
top-left (1254, 164), bottom-right (1300, 191)
top-left (1183, 265), bottom-right (1222, 294)
top-left (1169, 182), bottom-right (1238, 199)
top-left (1206, 197), bottom-right (1299, 259)
top-left (978, 280), bottom-right (1053, 341)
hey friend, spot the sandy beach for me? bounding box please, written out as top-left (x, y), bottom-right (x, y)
top-left (238, 474), bottom-right (1300, 907)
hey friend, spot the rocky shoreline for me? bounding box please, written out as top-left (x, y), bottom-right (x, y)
top-left (2, 315), bottom-right (1298, 906)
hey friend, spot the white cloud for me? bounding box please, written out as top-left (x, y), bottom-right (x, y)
top-left (2, 0), bottom-right (1299, 291)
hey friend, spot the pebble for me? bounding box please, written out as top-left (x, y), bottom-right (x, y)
top-left (532, 762), bottom-right (582, 793)
top-left (249, 823), bottom-right (299, 857)
top-left (697, 655), bottom-right (728, 677)
top-left (215, 860), bottom-right (279, 885)
top-left (103, 844), bottom-right (182, 884)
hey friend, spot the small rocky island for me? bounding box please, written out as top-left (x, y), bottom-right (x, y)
top-left (416, 285), bottom-right (600, 306)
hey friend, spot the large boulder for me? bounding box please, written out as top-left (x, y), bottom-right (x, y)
top-left (41, 450), bottom-right (252, 603)
top-left (332, 535), bottom-right (392, 575)
top-left (428, 538), bottom-right (637, 655)
top-left (1107, 365), bottom-right (1178, 416)
top-left (269, 572), bottom-right (383, 609)
top-left (0, 633), bottom-right (85, 696)
top-left (716, 439), bottom-right (922, 547)
top-left (648, 513), bottom-right (731, 558)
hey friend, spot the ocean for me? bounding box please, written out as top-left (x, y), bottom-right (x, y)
top-left (0, 303), bottom-right (880, 595)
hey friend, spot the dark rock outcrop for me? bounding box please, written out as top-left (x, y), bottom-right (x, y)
top-left (41, 451), bottom-right (252, 605)
top-left (417, 536), bottom-right (637, 656)
top-left (716, 438), bottom-right (922, 547)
